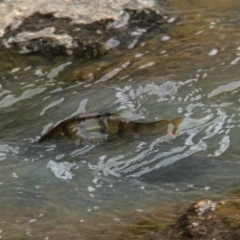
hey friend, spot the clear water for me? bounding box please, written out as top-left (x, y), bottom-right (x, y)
top-left (1, 0), bottom-right (240, 239)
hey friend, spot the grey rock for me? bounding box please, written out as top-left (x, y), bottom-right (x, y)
top-left (0, 0), bottom-right (176, 57)
top-left (0, 0), bottom-right (160, 37)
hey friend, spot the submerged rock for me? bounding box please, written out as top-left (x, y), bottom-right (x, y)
top-left (0, 0), bottom-right (175, 57)
top-left (0, 0), bottom-right (159, 35)
top-left (152, 199), bottom-right (240, 240)
top-left (38, 111), bottom-right (182, 143)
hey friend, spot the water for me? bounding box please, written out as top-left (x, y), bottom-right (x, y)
top-left (1, 0), bottom-right (240, 239)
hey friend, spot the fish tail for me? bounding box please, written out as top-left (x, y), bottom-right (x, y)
top-left (170, 117), bottom-right (183, 135)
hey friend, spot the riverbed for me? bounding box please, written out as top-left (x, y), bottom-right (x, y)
top-left (0, 0), bottom-right (240, 239)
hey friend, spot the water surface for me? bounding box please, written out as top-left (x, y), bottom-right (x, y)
top-left (1, 0), bottom-right (240, 239)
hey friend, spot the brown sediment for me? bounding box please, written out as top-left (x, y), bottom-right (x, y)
top-left (0, 199), bottom-right (184, 240)
top-left (112, 199), bottom-right (240, 240)
top-left (2, 0), bottom-right (240, 85)
top-left (2, 198), bottom-right (240, 239)
top-left (64, 0), bottom-right (240, 83)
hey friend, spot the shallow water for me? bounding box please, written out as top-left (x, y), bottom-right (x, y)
top-left (1, 0), bottom-right (240, 239)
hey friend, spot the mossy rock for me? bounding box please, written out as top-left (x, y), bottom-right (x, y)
top-left (173, 199), bottom-right (240, 240)
top-left (122, 199), bottom-right (240, 240)
top-left (2, 9), bottom-right (172, 58)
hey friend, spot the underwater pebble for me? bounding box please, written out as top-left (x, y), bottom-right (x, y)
top-left (167, 17), bottom-right (176, 23)
top-left (11, 67), bottom-right (20, 73)
top-left (138, 62), bottom-right (155, 69)
top-left (128, 38), bottom-right (138, 49)
top-left (161, 35), bottom-right (170, 41)
top-left (24, 66), bottom-right (31, 71)
top-left (196, 30), bottom-right (203, 35)
top-left (202, 73), bottom-right (208, 78)
top-left (29, 219), bottom-right (37, 223)
top-left (105, 38), bottom-right (120, 49)
top-left (208, 49), bottom-right (218, 56)
top-left (134, 53), bottom-right (144, 58)
top-left (231, 57), bottom-right (240, 65)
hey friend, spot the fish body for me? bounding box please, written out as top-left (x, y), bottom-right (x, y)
top-left (39, 111), bottom-right (182, 143)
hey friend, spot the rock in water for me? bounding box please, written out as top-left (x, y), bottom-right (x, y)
top-left (38, 111), bottom-right (182, 144)
top-left (0, 0), bottom-right (174, 57)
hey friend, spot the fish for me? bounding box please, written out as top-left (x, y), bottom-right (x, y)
top-left (38, 111), bottom-right (182, 143)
